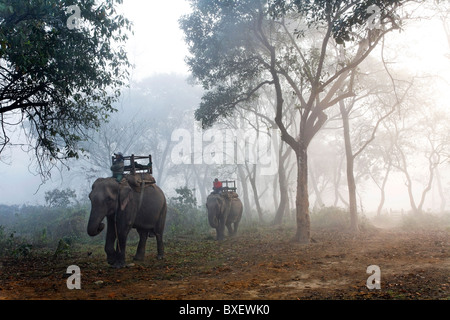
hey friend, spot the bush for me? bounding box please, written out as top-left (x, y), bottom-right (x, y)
top-left (166, 186), bottom-right (209, 237)
top-left (0, 226), bottom-right (33, 258)
top-left (400, 213), bottom-right (450, 231)
top-left (310, 206), bottom-right (350, 229)
top-left (0, 203), bottom-right (91, 249)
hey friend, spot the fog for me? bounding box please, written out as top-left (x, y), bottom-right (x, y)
top-left (2, 1), bottom-right (450, 303)
top-left (1, 0), bottom-right (449, 220)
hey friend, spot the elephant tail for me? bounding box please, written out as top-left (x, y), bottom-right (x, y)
top-left (153, 197), bottom-right (167, 236)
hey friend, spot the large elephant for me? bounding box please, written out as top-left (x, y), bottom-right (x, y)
top-left (206, 193), bottom-right (243, 241)
top-left (87, 176), bottom-right (167, 268)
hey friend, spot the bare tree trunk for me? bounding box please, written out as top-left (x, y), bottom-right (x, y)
top-left (376, 161), bottom-right (392, 216)
top-left (247, 163), bottom-right (264, 222)
top-left (309, 161), bottom-right (325, 210)
top-left (273, 142), bottom-right (289, 225)
top-left (237, 165), bottom-right (251, 218)
top-left (192, 164), bottom-right (209, 206)
top-left (417, 151), bottom-right (438, 213)
top-left (340, 101), bottom-right (359, 233)
top-left (394, 144), bottom-right (419, 214)
top-left (435, 167), bottom-right (446, 213)
top-left (293, 144), bottom-right (310, 243)
top-left (333, 155), bottom-right (347, 207)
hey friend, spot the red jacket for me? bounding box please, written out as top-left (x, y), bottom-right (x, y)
top-left (213, 180), bottom-right (222, 189)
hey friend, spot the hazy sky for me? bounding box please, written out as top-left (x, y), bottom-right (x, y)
top-left (121, 0), bottom-right (191, 80)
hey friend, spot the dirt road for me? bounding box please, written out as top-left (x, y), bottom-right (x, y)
top-left (0, 226), bottom-right (448, 300)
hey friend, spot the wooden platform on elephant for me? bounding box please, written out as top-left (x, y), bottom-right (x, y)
top-left (112, 154), bottom-right (153, 174)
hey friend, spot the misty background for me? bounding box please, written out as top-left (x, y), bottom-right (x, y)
top-left (1, 0), bottom-right (449, 221)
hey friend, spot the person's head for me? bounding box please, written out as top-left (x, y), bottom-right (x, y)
top-left (115, 152), bottom-right (123, 160)
top-left (214, 178), bottom-right (218, 182)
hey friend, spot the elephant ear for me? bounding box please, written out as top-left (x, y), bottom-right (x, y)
top-left (119, 186), bottom-right (133, 212)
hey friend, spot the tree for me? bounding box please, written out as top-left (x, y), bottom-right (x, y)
top-left (337, 55), bottom-right (415, 231)
top-left (391, 100), bottom-right (450, 214)
top-left (171, 186), bottom-right (197, 208)
top-left (181, 0), bottom-right (409, 243)
top-left (0, 0), bottom-right (131, 179)
top-left (45, 188), bottom-right (76, 207)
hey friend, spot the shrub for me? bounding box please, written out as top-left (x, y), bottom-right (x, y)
top-left (0, 226), bottom-right (33, 258)
top-left (400, 213), bottom-right (450, 231)
top-left (0, 203), bottom-right (91, 248)
top-left (311, 206), bottom-right (350, 229)
top-left (166, 186), bottom-right (209, 237)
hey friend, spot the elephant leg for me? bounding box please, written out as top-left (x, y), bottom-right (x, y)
top-left (134, 229), bottom-right (148, 261)
top-left (105, 216), bottom-right (117, 265)
top-left (233, 221), bottom-right (240, 236)
top-left (226, 223), bottom-right (234, 236)
top-left (155, 232), bottom-right (164, 260)
top-left (217, 220), bottom-right (226, 241)
top-left (113, 226), bottom-right (131, 269)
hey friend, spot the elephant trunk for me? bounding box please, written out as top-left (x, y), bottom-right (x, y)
top-left (207, 195), bottom-right (222, 228)
top-left (208, 211), bottom-right (219, 228)
top-left (87, 212), bottom-right (106, 236)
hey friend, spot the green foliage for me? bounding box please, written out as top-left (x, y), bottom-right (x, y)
top-left (0, 226), bottom-right (33, 258)
top-left (311, 206), bottom-right (350, 229)
top-left (171, 186), bottom-right (197, 208)
top-left (269, 0), bottom-right (404, 44)
top-left (180, 0), bottom-right (265, 128)
top-left (166, 186), bottom-right (209, 237)
top-left (45, 188), bottom-right (77, 207)
top-left (0, 201), bottom-right (91, 258)
top-left (53, 238), bottom-right (71, 258)
top-left (0, 0), bottom-right (132, 177)
top-left (181, 0), bottom-right (407, 128)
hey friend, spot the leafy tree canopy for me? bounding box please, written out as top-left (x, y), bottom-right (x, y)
top-left (180, 0), bottom-right (405, 128)
top-left (0, 0), bottom-right (132, 177)
top-left (44, 187), bottom-right (77, 207)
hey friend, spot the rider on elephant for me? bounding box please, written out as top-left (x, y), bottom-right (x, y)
top-left (213, 178), bottom-right (222, 194)
top-left (111, 152), bottom-right (125, 182)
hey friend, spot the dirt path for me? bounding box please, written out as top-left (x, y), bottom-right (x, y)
top-left (0, 226), bottom-right (448, 300)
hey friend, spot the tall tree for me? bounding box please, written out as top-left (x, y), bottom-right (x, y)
top-left (0, 0), bottom-right (131, 178)
top-left (181, 0), bottom-right (408, 242)
top-left (76, 74), bottom-right (203, 188)
top-left (337, 58), bottom-right (414, 231)
top-left (391, 102), bottom-right (450, 214)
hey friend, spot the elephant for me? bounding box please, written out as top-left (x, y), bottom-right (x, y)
top-left (87, 176), bottom-right (167, 268)
top-left (206, 192), bottom-right (243, 241)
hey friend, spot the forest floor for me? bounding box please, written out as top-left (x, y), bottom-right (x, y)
top-left (0, 222), bottom-right (448, 301)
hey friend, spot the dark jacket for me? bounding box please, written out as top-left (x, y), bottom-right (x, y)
top-left (111, 159), bottom-right (124, 179)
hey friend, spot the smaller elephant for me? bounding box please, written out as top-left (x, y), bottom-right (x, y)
top-left (206, 192), bottom-right (243, 241)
